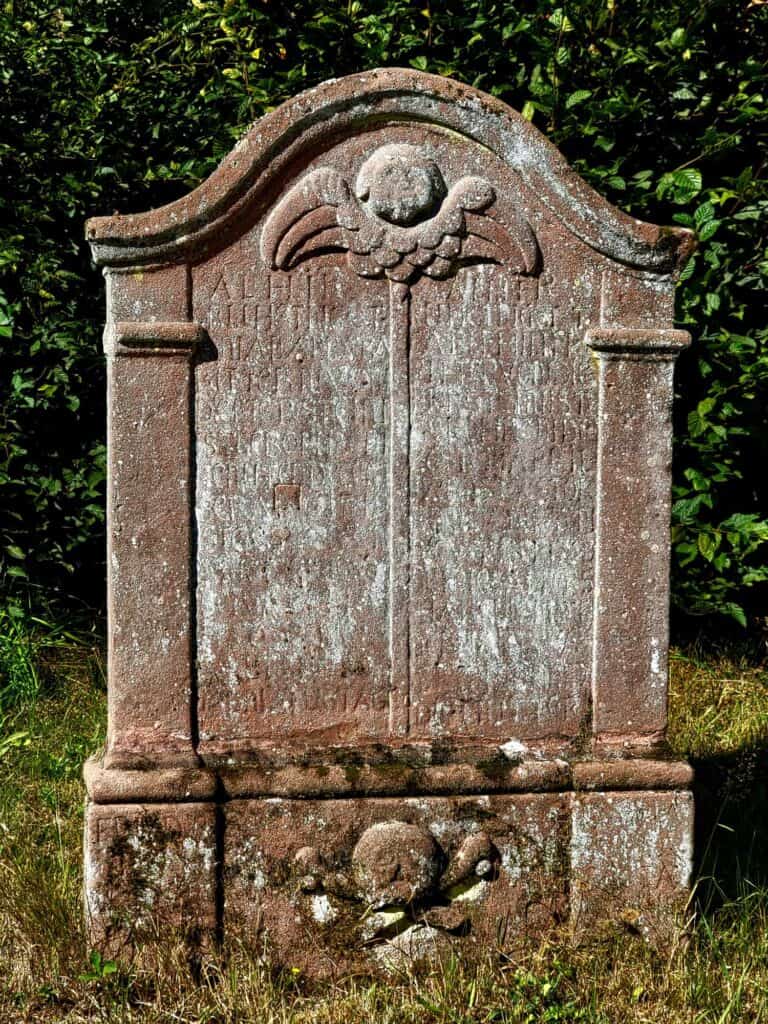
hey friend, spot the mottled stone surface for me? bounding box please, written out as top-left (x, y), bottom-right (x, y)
top-left (571, 791), bottom-right (694, 942)
top-left (223, 794), bottom-right (569, 975)
top-left (85, 803), bottom-right (218, 953)
top-left (84, 68), bottom-right (695, 969)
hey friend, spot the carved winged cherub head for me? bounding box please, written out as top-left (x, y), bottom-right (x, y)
top-left (261, 143), bottom-right (538, 284)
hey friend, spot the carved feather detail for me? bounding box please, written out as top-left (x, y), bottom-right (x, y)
top-left (261, 148), bottom-right (539, 283)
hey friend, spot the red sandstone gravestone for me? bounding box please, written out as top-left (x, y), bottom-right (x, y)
top-left (84, 69), bottom-right (695, 970)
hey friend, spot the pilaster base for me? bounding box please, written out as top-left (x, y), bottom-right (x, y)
top-left (84, 802), bottom-right (218, 955)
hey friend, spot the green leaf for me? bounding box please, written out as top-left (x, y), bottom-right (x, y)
top-left (0, 731), bottom-right (30, 758)
top-left (722, 603), bottom-right (747, 628)
top-left (674, 168), bottom-right (702, 194)
top-left (721, 512), bottom-right (761, 533)
top-left (658, 167), bottom-right (703, 203)
top-left (694, 202), bottom-right (715, 227)
top-left (678, 255), bottom-right (697, 282)
top-left (698, 219), bottom-right (721, 242)
top-left (697, 532), bottom-right (719, 562)
top-left (697, 397), bottom-right (716, 416)
top-left (565, 89), bottom-right (592, 109)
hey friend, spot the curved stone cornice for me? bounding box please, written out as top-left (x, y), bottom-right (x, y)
top-left (85, 67), bottom-right (694, 274)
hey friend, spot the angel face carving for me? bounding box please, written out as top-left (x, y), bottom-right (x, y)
top-left (261, 143), bottom-right (538, 284)
top-left (355, 143), bottom-right (447, 227)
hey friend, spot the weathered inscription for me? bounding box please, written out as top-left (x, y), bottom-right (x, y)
top-left (194, 244), bottom-right (598, 746)
top-left (194, 262), bottom-right (392, 746)
top-left (408, 266), bottom-right (596, 738)
top-left (191, 133), bottom-right (605, 751)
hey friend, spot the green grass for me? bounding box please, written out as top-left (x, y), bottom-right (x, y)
top-left (1, 621), bottom-right (768, 1022)
top-left (669, 645), bottom-right (768, 758)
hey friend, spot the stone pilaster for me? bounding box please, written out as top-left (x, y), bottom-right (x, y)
top-left (104, 315), bottom-right (204, 769)
top-left (585, 328), bottom-right (690, 746)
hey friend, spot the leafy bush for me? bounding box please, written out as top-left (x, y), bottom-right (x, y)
top-left (1, 0), bottom-right (766, 628)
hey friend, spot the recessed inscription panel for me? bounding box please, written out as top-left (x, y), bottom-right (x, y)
top-left (409, 259), bottom-right (598, 740)
top-left (193, 129), bottom-right (600, 755)
top-left (194, 259), bottom-right (391, 748)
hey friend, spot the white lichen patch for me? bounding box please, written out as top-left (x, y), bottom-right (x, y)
top-left (181, 836), bottom-right (216, 876)
top-left (499, 738), bottom-right (528, 762)
top-left (360, 906), bottom-right (406, 941)
top-left (230, 836), bottom-right (268, 890)
top-left (649, 637), bottom-right (662, 684)
top-left (310, 894), bottom-right (337, 924)
top-left (447, 878), bottom-right (488, 903)
top-left (372, 924), bottom-right (448, 971)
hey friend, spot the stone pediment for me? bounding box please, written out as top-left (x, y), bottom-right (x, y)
top-left (87, 68), bottom-right (693, 275)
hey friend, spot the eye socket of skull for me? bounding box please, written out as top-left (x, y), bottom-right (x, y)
top-left (356, 144), bottom-right (446, 226)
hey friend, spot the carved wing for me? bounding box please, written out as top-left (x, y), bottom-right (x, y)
top-left (262, 163), bottom-right (539, 282)
top-left (260, 167), bottom-right (365, 270)
top-left (408, 176), bottom-right (539, 280)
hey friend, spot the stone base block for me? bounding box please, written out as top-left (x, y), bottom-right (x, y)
top-left (84, 802), bottom-right (218, 954)
top-left (571, 790), bottom-right (694, 942)
top-left (224, 794), bottom-right (570, 974)
top-left (223, 790), bottom-right (693, 975)
top-left (83, 788), bottom-right (693, 973)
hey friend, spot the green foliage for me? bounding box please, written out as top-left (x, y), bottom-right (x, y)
top-left (0, 729), bottom-right (30, 760)
top-left (0, 607), bottom-right (84, 713)
top-left (670, 168), bottom-right (768, 625)
top-left (500, 963), bottom-right (595, 1022)
top-left (1, 0), bottom-right (766, 626)
top-left (78, 950), bottom-right (121, 986)
top-left (0, 608), bottom-right (40, 710)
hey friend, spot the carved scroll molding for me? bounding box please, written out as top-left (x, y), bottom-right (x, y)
top-left (86, 69), bottom-right (694, 273)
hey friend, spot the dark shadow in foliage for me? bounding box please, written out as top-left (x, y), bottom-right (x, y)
top-left (679, 632), bottom-right (768, 907)
top-left (693, 748), bottom-right (768, 909)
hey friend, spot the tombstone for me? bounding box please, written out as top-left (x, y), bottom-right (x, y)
top-left (84, 69), bottom-right (695, 970)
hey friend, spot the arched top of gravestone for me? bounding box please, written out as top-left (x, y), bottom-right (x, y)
top-left (86, 67), bottom-right (694, 273)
